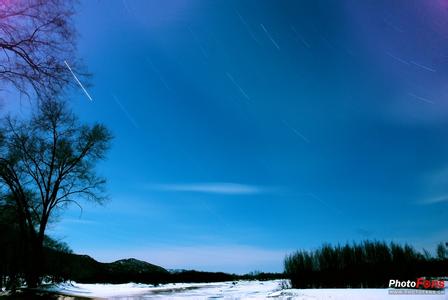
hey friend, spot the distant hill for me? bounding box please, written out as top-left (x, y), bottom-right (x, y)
top-left (43, 249), bottom-right (285, 285)
top-left (107, 258), bottom-right (167, 274)
top-left (44, 250), bottom-right (170, 284)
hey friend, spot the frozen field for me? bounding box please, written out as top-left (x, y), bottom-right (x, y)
top-left (43, 280), bottom-right (447, 299)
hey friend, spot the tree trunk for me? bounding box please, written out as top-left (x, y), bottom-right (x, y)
top-left (25, 223), bottom-right (48, 288)
top-left (24, 237), bottom-right (44, 288)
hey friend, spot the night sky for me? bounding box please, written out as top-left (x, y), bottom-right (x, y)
top-left (28, 0), bottom-right (448, 273)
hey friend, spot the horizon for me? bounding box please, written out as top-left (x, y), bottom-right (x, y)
top-left (4, 0), bottom-right (447, 274)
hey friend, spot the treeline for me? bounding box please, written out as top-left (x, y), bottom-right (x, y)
top-left (0, 205), bottom-right (23, 290)
top-left (167, 270), bottom-right (284, 284)
top-left (43, 250), bottom-right (285, 285)
top-left (0, 208), bottom-right (74, 291)
top-left (1, 215), bottom-right (284, 290)
top-left (284, 240), bottom-right (448, 288)
top-left (44, 257), bottom-right (284, 286)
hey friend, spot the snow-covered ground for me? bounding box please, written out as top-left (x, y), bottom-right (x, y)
top-left (44, 280), bottom-right (447, 299)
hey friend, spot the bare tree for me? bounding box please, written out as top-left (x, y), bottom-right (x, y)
top-left (0, 0), bottom-right (84, 99)
top-left (436, 242), bottom-right (447, 260)
top-left (0, 99), bottom-right (111, 287)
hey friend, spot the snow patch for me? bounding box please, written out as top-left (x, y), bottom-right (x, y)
top-left (43, 280), bottom-right (447, 299)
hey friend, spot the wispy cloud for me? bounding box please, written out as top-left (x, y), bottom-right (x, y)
top-left (148, 182), bottom-right (266, 195)
top-left (420, 195), bottom-right (448, 205)
top-left (62, 218), bottom-right (98, 225)
top-left (420, 167), bottom-right (448, 205)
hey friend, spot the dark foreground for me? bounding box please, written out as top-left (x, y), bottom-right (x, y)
top-left (0, 290), bottom-right (92, 300)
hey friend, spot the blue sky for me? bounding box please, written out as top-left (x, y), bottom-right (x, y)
top-left (36, 0), bottom-right (448, 273)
